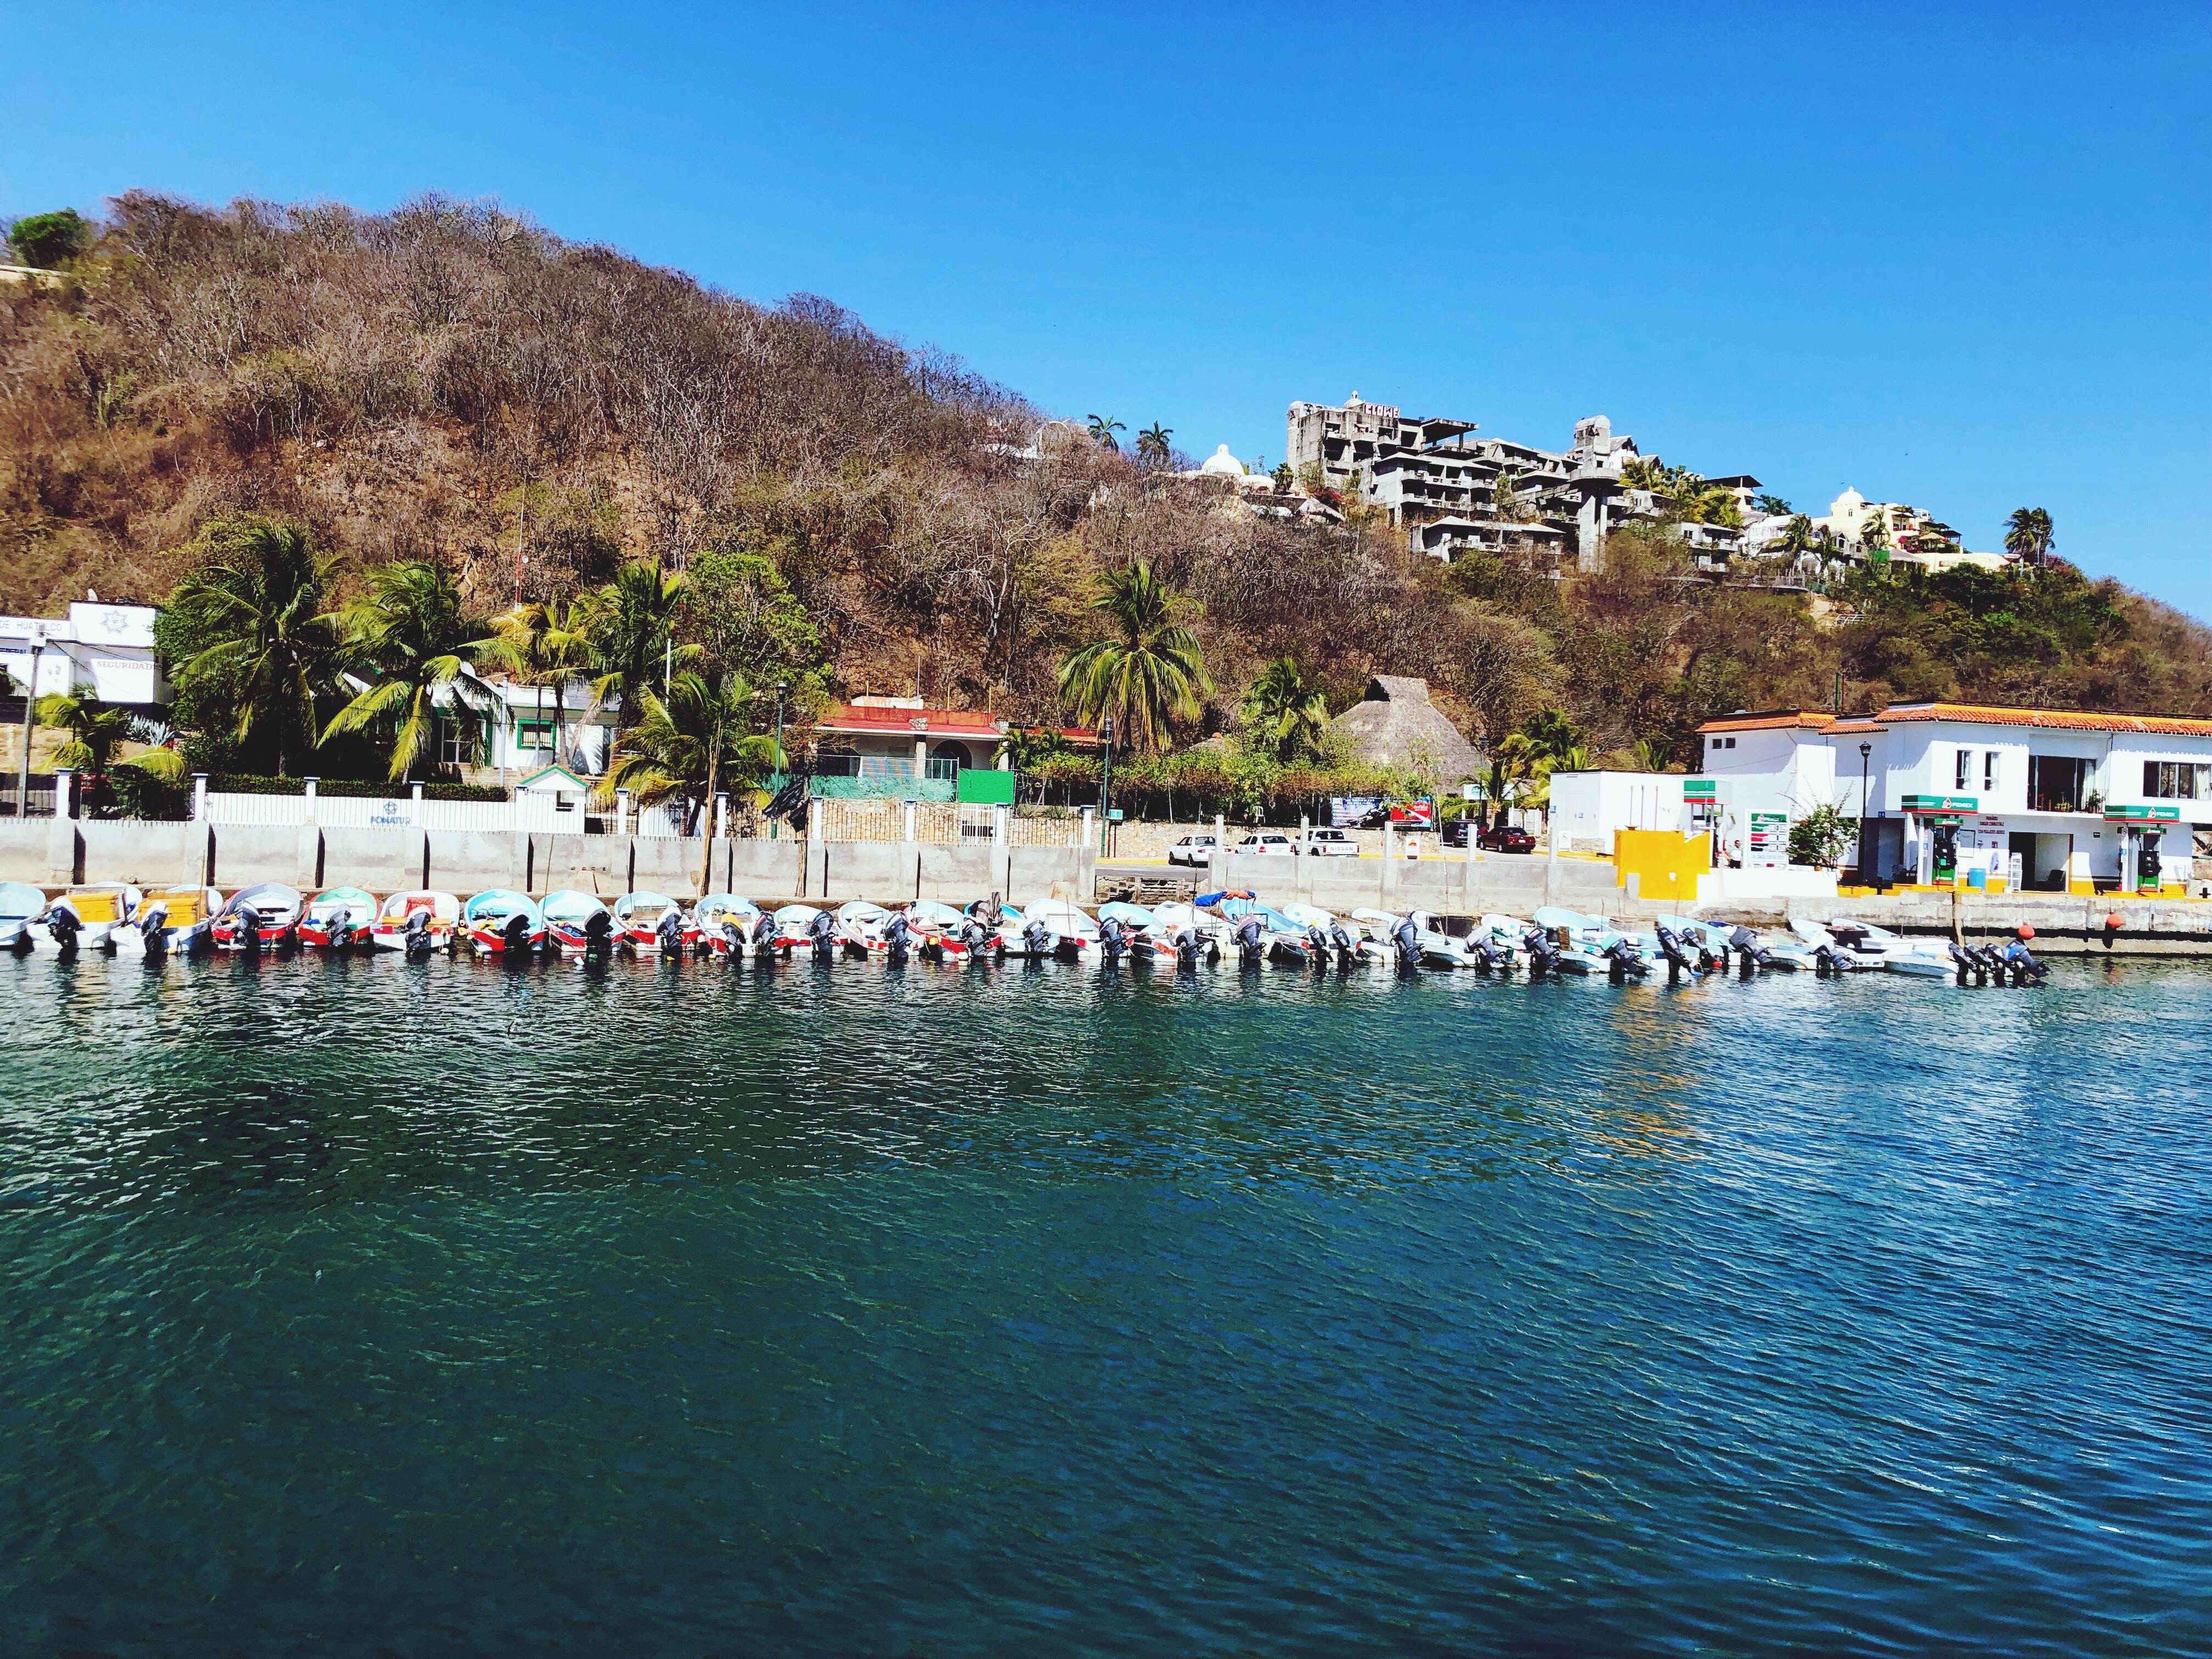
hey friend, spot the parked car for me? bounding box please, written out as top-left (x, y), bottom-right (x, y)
top-left (1441, 819), bottom-right (1471, 849)
top-left (1166, 833), bottom-right (1218, 867)
top-left (1300, 827), bottom-right (1359, 857)
top-left (1233, 833), bottom-right (1297, 857)
top-left (1476, 822), bottom-right (1537, 854)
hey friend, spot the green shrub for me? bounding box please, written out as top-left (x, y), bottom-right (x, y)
top-left (211, 774), bottom-right (509, 802)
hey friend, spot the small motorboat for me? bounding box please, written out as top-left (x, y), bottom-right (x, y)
top-left (298, 887), bottom-right (376, 950)
top-left (1218, 897), bottom-right (1314, 966)
top-left (834, 899), bottom-right (896, 958)
top-left (774, 904), bottom-right (830, 952)
top-left (111, 885), bottom-right (222, 956)
top-left (371, 890), bottom-right (459, 952)
top-left (542, 889), bottom-right (616, 957)
top-left (1352, 907), bottom-right (1471, 969)
top-left (212, 883), bottom-right (304, 951)
top-left (37, 884), bottom-right (143, 952)
top-left (1145, 901), bottom-right (1225, 966)
top-left (903, 899), bottom-right (973, 962)
top-left (1018, 897), bottom-right (1101, 962)
top-left (696, 893), bottom-right (769, 957)
top-left (613, 890), bottom-right (694, 956)
top-left (1280, 902), bottom-right (1373, 966)
top-left (0, 881), bottom-right (49, 951)
top-left (1789, 916), bottom-right (1940, 974)
top-left (464, 889), bottom-right (546, 957)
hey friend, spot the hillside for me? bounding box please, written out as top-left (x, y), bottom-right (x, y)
top-left (5, 192), bottom-right (2208, 772)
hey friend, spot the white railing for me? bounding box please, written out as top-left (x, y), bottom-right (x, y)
top-left (199, 790), bottom-right (570, 833)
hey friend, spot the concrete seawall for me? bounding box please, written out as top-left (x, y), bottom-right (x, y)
top-left (0, 821), bottom-right (1094, 906)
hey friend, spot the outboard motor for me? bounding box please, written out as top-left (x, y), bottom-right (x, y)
top-left (1328, 920), bottom-right (1358, 966)
top-left (1302, 923), bottom-right (1330, 968)
top-left (1601, 935), bottom-right (1648, 983)
top-left (1520, 924), bottom-right (1559, 979)
top-left (1466, 933), bottom-right (1506, 973)
top-left (1686, 926), bottom-right (1728, 974)
top-left (233, 902), bottom-right (264, 954)
top-left (2000, 939), bottom-right (2049, 987)
top-left (808, 909), bottom-right (836, 961)
top-left (751, 911), bottom-right (778, 961)
top-left (1022, 918), bottom-right (1052, 961)
top-left (137, 901), bottom-right (171, 956)
top-left (1654, 923), bottom-right (1697, 980)
top-left (721, 918), bottom-right (746, 961)
top-left (654, 907), bottom-right (685, 957)
top-left (583, 907), bottom-right (614, 960)
top-left (1950, 941), bottom-right (1988, 986)
top-left (1236, 913), bottom-right (1266, 968)
top-left (1392, 916), bottom-right (1423, 972)
top-left (1172, 924), bottom-right (1200, 968)
top-left (403, 905), bottom-right (436, 960)
top-left (958, 916), bottom-right (996, 963)
top-left (1729, 925), bottom-right (1773, 976)
top-left (1099, 915), bottom-right (1127, 965)
top-left (883, 911), bottom-right (911, 966)
top-left (46, 905), bottom-right (82, 956)
top-left (327, 910), bottom-right (357, 951)
top-left (502, 911), bottom-right (534, 956)
top-left (1810, 938), bottom-right (1852, 977)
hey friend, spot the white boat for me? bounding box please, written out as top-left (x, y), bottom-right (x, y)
top-left (212, 883), bottom-right (304, 950)
top-left (834, 899), bottom-right (896, 956)
top-left (372, 889), bottom-right (459, 951)
top-left (0, 881), bottom-right (47, 951)
top-left (1019, 897), bottom-right (1101, 961)
top-left (37, 884), bottom-right (143, 951)
top-left (614, 890), bottom-right (696, 955)
top-left (696, 893), bottom-right (768, 955)
top-left (1352, 907), bottom-right (1471, 968)
top-left (112, 885), bottom-right (223, 956)
top-left (1144, 901), bottom-right (1225, 965)
top-left (543, 889), bottom-right (615, 956)
top-left (1789, 916), bottom-right (1928, 972)
top-left (774, 904), bottom-right (832, 952)
top-left (1279, 902), bottom-right (1373, 964)
top-left (902, 899), bottom-right (976, 960)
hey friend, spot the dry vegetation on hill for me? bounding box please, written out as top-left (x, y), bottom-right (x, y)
top-left (4, 191), bottom-right (2206, 770)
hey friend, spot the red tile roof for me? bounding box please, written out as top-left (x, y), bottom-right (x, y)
top-left (1696, 710), bottom-right (1837, 734)
top-left (1698, 702), bottom-right (2212, 738)
top-left (812, 704), bottom-right (1102, 744)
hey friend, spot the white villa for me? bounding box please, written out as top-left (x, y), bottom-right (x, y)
top-left (1696, 702), bottom-right (2210, 893)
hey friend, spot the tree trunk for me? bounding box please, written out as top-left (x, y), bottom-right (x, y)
top-left (697, 747), bottom-right (719, 898)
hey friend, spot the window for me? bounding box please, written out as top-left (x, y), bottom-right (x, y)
top-left (439, 721), bottom-right (477, 769)
top-left (515, 719), bottom-right (554, 758)
top-left (1954, 748), bottom-right (1972, 789)
top-left (816, 752), bottom-right (861, 778)
top-left (1983, 751), bottom-right (1998, 791)
top-left (2143, 760), bottom-right (2211, 799)
top-left (2028, 755), bottom-right (2091, 812)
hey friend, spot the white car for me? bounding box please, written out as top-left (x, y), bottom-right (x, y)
top-left (1166, 833), bottom-right (1218, 867)
top-left (1234, 833), bottom-right (1297, 857)
top-left (1300, 828), bottom-right (1359, 857)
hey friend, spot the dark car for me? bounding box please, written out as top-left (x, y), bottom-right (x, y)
top-left (1441, 819), bottom-right (1471, 848)
top-left (1476, 823), bottom-right (1537, 854)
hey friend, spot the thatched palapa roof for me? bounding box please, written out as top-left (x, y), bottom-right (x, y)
top-left (1329, 676), bottom-right (1483, 782)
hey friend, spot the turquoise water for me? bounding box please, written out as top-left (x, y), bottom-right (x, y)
top-left (3, 949), bottom-right (2208, 1655)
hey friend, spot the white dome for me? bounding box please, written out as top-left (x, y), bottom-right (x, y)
top-left (1199, 444), bottom-right (1247, 478)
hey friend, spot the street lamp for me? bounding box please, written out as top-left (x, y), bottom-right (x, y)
top-left (14, 627), bottom-right (46, 820)
top-left (1098, 716), bottom-right (1115, 855)
top-left (1857, 741), bottom-right (1874, 883)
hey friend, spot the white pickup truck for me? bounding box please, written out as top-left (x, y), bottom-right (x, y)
top-left (1300, 827), bottom-right (1359, 857)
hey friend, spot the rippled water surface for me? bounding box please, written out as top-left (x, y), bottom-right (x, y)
top-left (4, 948), bottom-right (2209, 1656)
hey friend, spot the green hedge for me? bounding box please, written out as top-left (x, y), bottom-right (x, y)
top-left (212, 774), bottom-right (510, 803)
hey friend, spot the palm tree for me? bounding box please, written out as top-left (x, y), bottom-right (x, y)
top-left (35, 687), bottom-right (187, 791)
top-left (1057, 561), bottom-right (1210, 753)
top-left (579, 562), bottom-right (696, 763)
top-left (1754, 493), bottom-right (1792, 517)
top-left (1519, 707), bottom-right (1584, 765)
top-left (1240, 655), bottom-right (1329, 762)
top-left (1628, 735), bottom-right (1674, 772)
top-left (160, 516), bottom-right (339, 775)
top-left (1086, 414), bottom-right (1126, 452)
top-left (322, 560), bottom-right (497, 781)
top-left (1136, 424), bottom-right (1173, 464)
top-left (1860, 506), bottom-right (1892, 560)
top-left (490, 597), bottom-right (594, 770)
top-left (595, 667), bottom-right (781, 892)
top-left (2004, 507), bottom-right (2054, 566)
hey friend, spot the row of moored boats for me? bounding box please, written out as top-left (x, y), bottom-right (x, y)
top-left (0, 881), bottom-right (2048, 984)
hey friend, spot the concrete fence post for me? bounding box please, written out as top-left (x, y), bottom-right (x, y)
top-left (191, 772), bottom-right (209, 822)
top-left (715, 792), bottom-right (730, 840)
top-left (616, 788), bottom-right (631, 838)
top-left (302, 776), bottom-right (319, 826)
top-left (1214, 813), bottom-right (1225, 851)
top-left (410, 780), bottom-right (424, 830)
top-left (54, 767), bottom-right (76, 820)
top-left (902, 799), bottom-right (917, 843)
top-left (992, 803), bottom-right (1008, 847)
top-left (1080, 806), bottom-right (1093, 849)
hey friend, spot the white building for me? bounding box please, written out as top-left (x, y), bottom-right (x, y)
top-left (1697, 703), bottom-right (2210, 893)
top-left (1546, 770), bottom-right (1689, 855)
top-left (1, 600), bottom-right (168, 711)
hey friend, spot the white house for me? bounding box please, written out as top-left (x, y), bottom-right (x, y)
top-left (1697, 702), bottom-right (2211, 893)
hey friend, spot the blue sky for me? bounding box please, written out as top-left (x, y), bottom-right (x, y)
top-left (7, 2), bottom-right (2208, 616)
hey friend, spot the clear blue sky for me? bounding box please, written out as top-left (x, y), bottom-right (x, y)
top-left (7, 2), bottom-right (2208, 616)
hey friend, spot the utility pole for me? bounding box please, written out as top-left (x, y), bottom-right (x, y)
top-left (1857, 742), bottom-right (1874, 884)
top-left (770, 681), bottom-right (788, 842)
top-left (14, 629), bottom-right (46, 819)
top-left (1098, 716), bottom-right (1115, 855)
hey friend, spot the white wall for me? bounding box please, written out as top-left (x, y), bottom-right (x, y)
top-left (1548, 771), bottom-right (1685, 853)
